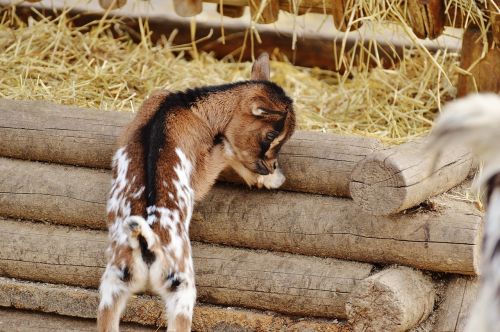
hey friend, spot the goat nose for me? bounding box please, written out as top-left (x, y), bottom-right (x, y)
top-left (272, 161), bottom-right (277, 170)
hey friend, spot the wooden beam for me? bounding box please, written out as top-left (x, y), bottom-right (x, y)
top-left (0, 277), bottom-right (352, 330)
top-left (0, 218), bottom-right (372, 318)
top-left (0, 157), bottom-right (483, 275)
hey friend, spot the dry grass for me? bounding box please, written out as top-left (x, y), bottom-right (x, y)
top-left (0, 2), bottom-right (479, 144)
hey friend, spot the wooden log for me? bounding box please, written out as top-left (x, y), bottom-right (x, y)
top-left (349, 139), bottom-right (473, 215)
top-left (0, 277), bottom-right (351, 331)
top-left (0, 158), bottom-right (483, 275)
top-left (173, 0), bottom-right (203, 17)
top-left (250, 0), bottom-right (280, 23)
top-left (0, 218), bottom-right (372, 318)
top-left (433, 276), bottom-right (478, 332)
top-left (0, 308), bottom-right (154, 332)
top-left (346, 266), bottom-right (435, 332)
top-left (492, 10), bottom-right (500, 45)
top-left (458, 28), bottom-right (500, 96)
top-left (331, 0), bottom-right (363, 32)
top-left (0, 99), bottom-right (381, 197)
top-left (216, 4), bottom-right (245, 18)
top-left (406, 0), bottom-right (445, 40)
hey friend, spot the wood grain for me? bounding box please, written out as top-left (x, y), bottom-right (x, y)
top-left (0, 277), bottom-right (351, 331)
top-left (0, 157), bottom-right (483, 275)
top-left (0, 218), bottom-right (372, 318)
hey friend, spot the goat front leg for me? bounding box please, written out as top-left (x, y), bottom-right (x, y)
top-left (97, 264), bottom-right (131, 332)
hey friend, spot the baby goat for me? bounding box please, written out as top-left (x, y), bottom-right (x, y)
top-left (428, 93), bottom-right (500, 332)
top-left (97, 53), bottom-right (295, 332)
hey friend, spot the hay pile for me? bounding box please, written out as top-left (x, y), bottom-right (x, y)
top-left (0, 5), bottom-right (464, 144)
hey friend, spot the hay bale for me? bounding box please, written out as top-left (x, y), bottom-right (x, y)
top-left (0, 157), bottom-right (483, 275)
top-left (0, 218), bottom-right (372, 318)
top-left (0, 99), bottom-right (381, 197)
top-left (350, 139), bottom-right (473, 215)
top-left (346, 266), bottom-right (435, 332)
top-left (0, 277), bottom-right (350, 331)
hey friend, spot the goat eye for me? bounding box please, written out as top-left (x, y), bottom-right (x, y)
top-left (266, 131), bottom-right (278, 141)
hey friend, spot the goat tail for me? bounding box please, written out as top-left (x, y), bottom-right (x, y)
top-left (124, 215), bottom-right (159, 254)
top-left (428, 93), bottom-right (500, 187)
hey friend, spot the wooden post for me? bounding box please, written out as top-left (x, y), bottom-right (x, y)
top-left (249, 0), bottom-right (280, 24)
top-left (406, 0), bottom-right (445, 39)
top-left (346, 266), bottom-right (436, 332)
top-left (173, 0), bottom-right (203, 17)
top-left (458, 27), bottom-right (500, 96)
top-left (349, 139), bottom-right (473, 215)
top-left (0, 277), bottom-right (351, 331)
top-left (217, 4), bottom-right (245, 18)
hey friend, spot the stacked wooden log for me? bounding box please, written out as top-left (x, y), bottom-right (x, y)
top-left (0, 98), bottom-right (482, 331)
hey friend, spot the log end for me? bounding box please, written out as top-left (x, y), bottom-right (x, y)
top-left (349, 154), bottom-right (406, 215)
top-left (98, 0), bottom-right (127, 10)
top-left (346, 266), bottom-right (435, 332)
top-left (173, 0), bottom-right (203, 17)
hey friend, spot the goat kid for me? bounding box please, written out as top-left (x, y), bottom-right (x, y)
top-left (428, 93), bottom-right (500, 332)
top-left (97, 53), bottom-right (295, 332)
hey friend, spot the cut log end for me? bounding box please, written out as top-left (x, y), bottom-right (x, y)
top-left (98, 0), bottom-right (127, 10)
top-left (346, 266), bottom-right (436, 332)
top-left (173, 0), bottom-right (203, 17)
top-left (349, 157), bottom-right (406, 215)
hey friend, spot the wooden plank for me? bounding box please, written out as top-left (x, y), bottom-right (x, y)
top-left (458, 28), bottom-right (500, 96)
top-left (216, 4), bottom-right (245, 18)
top-left (0, 98), bottom-right (381, 197)
top-left (0, 218), bottom-right (372, 318)
top-left (433, 276), bottom-right (478, 332)
top-left (349, 139), bottom-right (473, 215)
top-left (0, 308), bottom-right (154, 332)
top-left (0, 158), bottom-right (483, 275)
top-left (346, 266), bottom-right (435, 332)
top-left (0, 277), bottom-right (352, 331)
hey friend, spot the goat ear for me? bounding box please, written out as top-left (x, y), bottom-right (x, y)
top-left (252, 107), bottom-right (269, 117)
top-left (251, 53), bottom-right (270, 80)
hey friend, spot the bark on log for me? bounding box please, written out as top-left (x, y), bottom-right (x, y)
top-left (0, 99), bottom-right (381, 197)
top-left (349, 139), bottom-right (473, 215)
top-left (0, 218), bottom-right (372, 318)
top-left (433, 276), bottom-right (478, 332)
top-left (346, 266), bottom-right (435, 332)
top-left (0, 158), bottom-right (482, 275)
top-left (0, 277), bottom-right (351, 331)
top-left (250, 0), bottom-right (280, 23)
top-left (0, 308), bottom-right (154, 332)
top-left (406, 0), bottom-right (445, 40)
top-left (458, 28), bottom-right (500, 96)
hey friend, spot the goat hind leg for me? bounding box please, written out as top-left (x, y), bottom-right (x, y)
top-left (97, 264), bottom-right (131, 332)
